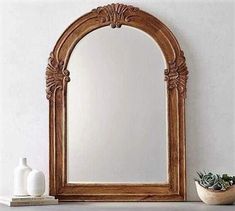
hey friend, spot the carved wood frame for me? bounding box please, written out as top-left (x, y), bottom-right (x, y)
top-left (46, 3), bottom-right (188, 201)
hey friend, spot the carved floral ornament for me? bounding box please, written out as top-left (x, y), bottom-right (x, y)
top-left (45, 52), bottom-right (188, 100)
top-left (46, 53), bottom-right (70, 100)
top-left (165, 51), bottom-right (189, 98)
top-left (45, 5), bottom-right (188, 100)
top-left (91, 3), bottom-right (139, 28)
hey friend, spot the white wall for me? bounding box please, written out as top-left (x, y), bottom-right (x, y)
top-left (0, 0), bottom-right (234, 201)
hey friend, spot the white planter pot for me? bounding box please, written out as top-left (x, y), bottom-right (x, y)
top-left (195, 181), bottom-right (235, 205)
top-left (27, 170), bottom-right (45, 197)
top-left (13, 158), bottom-right (32, 196)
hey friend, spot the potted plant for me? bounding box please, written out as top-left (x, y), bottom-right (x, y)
top-left (195, 172), bottom-right (235, 205)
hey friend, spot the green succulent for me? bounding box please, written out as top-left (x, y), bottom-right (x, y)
top-left (195, 172), bottom-right (235, 191)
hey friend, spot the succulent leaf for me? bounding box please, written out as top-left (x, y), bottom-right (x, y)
top-left (195, 171), bottom-right (235, 191)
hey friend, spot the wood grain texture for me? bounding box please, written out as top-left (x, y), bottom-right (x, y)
top-left (45, 3), bottom-right (188, 201)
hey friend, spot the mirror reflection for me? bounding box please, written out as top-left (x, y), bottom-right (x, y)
top-left (67, 26), bottom-right (167, 183)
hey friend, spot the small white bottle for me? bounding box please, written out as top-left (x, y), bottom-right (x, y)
top-left (13, 158), bottom-right (32, 196)
top-left (27, 170), bottom-right (45, 197)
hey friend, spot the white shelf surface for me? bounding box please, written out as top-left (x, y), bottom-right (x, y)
top-left (0, 202), bottom-right (235, 210)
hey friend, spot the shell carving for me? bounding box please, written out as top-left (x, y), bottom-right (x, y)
top-left (92, 3), bottom-right (139, 28)
top-left (165, 51), bottom-right (188, 98)
top-left (46, 52), bottom-right (70, 100)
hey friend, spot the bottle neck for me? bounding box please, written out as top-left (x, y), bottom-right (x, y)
top-left (19, 158), bottom-right (27, 166)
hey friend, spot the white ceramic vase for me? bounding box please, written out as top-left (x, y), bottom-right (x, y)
top-left (27, 169), bottom-right (45, 197)
top-left (13, 158), bottom-right (32, 196)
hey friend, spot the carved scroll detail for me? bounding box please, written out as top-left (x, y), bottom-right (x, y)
top-left (46, 52), bottom-right (70, 100)
top-left (92, 3), bottom-right (139, 28)
top-left (165, 51), bottom-right (188, 98)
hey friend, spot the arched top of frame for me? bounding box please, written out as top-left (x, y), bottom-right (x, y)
top-left (46, 3), bottom-right (188, 100)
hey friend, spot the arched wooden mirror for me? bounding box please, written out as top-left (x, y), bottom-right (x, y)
top-left (45, 3), bottom-right (188, 201)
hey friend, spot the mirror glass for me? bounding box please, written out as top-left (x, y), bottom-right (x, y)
top-left (67, 26), bottom-right (167, 183)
